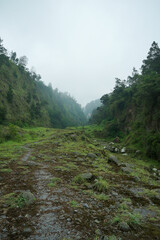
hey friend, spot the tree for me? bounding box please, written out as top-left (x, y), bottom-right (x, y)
top-left (127, 67), bottom-right (139, 86)
top-left (0, 37), bottom-right (7, 55)
top-left (7, 85), bottom-right (13, 103)
top-left (141, 41), bottom-right (160, 74)
top-left (0, 107), bottom-right (7, 123)
top-left (10, 51), bottom-right (18, 64)
top-left (18, 55), bottom-right (28, 68)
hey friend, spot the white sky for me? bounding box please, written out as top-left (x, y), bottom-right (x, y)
top-left (0, 0), bottom-right (160, 106)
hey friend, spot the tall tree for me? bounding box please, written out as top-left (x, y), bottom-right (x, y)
top-left (18, 55), bottom-right (28, 68)
top-left (0, 38), bottom-right (7, 55)
top-left (141, 41), bottom-right (160, 74)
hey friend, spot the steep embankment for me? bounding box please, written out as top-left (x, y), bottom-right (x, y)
top-left (90, 42), bottom-right (160, 160)
top-left (0, 127), bottom-right (160, 239)
top-left (0, 38), bottom-right (86, 128)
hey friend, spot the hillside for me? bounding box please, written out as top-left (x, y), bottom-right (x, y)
top-left (0, 38), bottom-right (86, 128)
top-left (90, 42), bottom-right (160, 160)
top-left (83, 99), bottom-right (101, 119)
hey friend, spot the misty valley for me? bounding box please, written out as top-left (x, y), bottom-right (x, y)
top-left (0, 39), bottom-right (160, 240)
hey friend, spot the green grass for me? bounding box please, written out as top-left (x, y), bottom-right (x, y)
top-left (111, 211), bottom-right (142, 225)
top-left (69, 200), bottom-right (80, 208)
top-left (84, 190), bottom-right (109, 201)
top-left (93, 178), bottom-right (109, 192)
top-left (73, 174), bottom-right (87, 184)
top-left (111, 199), bottom-right (142, 226)
top-left (48, 177), bottom-right (62, 187)
top-left (65, 162), bottom-right (78, 170)
top-left (0, 168), bottom-right (12, 173)
top-left (0, 192), bottom-right (35, 208)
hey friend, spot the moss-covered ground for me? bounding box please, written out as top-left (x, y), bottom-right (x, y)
top-left (0, 126), bottom-right (160, 239)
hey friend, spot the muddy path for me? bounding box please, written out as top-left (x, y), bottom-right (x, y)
top-left (0, 129), bottom-right (160, 240)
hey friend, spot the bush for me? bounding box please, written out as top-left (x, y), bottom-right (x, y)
top-left (0, 124), bottom-right (22, 142)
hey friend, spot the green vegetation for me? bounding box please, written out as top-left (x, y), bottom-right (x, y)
top-left (0, 37), bottom-right (86, 129)
top-left (89, 41), bottom-right (160, 160)
top-left (111, 200), bottom-right (142, 226)
top-left (0, 126), bottom-right (160, 239)
top-left (0, 168), bottom-right (12, 173)
top-left (0, 192), bottom-right (35, 208)
top-left (93, 178), bottom-right (109, 192)
top-left (48, 177), bottom-right (62, 187)
top-left (73, 174), bottom-right (87, 184)
top-left (111, 211), bottom-right (142, 225)
top-left (84, 190), bottom-right (109, 201)
top-left (69, 200), bottom-right (80, 208)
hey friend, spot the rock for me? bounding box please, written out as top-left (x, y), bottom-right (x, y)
top-left (111, 191), bottom-right (118, 197)
top-left (83, 203), bottom-right (89, 208)
top-left (109, 205), bottom-right (115, 210)
top-left (106, 145), bottom-right (115, 153)
top-left (135, 150), bottom-right (141, 154)
top-left (114, 148), bottom-right (119, 153)
top-left (132, 176), bottom-right (140, 182)
top-left (122, 153), bottom-right (128, 156)
top-left (153, 168), bottom-right (157, 172)
top-left (76, 157), bottom-right (84, 162)
top-left (21, 191), bottom-right (36, 205)
top-left (23, 227), bottom-right (32, 233)
top-left (95, 219), bottom-right (100, 224)
top-left (104, 208), bottom-right (110, 213)
top-left (87, 153), bottom-right (97, 159)
top-left (134, 207), bottom-right (157, 218)
top-left (81, 173), bottom-right (93, 180)
top-left (121, 147), bottom-right (126, 153)
top-left (118, 222), bottom-right (130, 231)
top-left (121, 166), bottom-right (132, 174)
top-left (129, 187), bottom-right (144, 197)
top-left (108, 155), bottom-right (120, 166)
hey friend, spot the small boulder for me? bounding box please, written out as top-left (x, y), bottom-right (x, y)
top-left (118, 222), bottom-right (130, 231)
top-left (115, 148), bottom-right (119, 153)
top-left (108, 155), bottom-right (120, 166)
top-left (153, 168), bottom-right (157, 172)
top-left (81, 173), bottom-right (93, 180)
top-left (21, 191), bottom-right (36, 205)
top-left (23, 227), bottom-right (32, 233)
top-left (87, 153), bottom-right (97, 159)
top-left (121, 166), bottom-right (132, 174)
top-left (121, 147), bottom-right (126, 153)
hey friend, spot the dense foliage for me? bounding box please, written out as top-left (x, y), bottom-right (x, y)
top-left (0, 38), bottom-right (86, 128)
top-left (90, 42), bottom-right (160, 160)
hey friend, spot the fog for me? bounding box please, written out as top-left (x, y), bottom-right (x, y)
top-left (0, 0), bottom-right (160, 106)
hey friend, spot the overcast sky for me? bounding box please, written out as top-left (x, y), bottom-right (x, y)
top-left (0, 0), bottom-right (160, 106)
